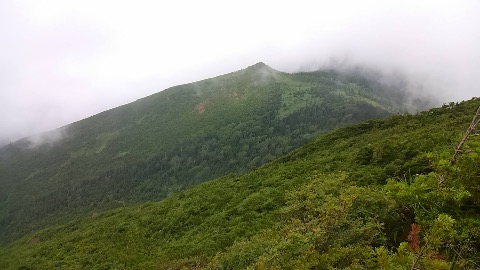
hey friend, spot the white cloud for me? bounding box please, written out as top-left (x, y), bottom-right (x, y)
top-left (1, 0), bottom-right (479, 143)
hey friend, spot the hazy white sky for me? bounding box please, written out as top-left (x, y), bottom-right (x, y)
top-left (1, 0), bottom-right (479, 143)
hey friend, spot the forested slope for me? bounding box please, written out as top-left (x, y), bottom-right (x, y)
top-left (1, 98), bottom-right (478, 269)
top-left (0, 63), bottom-right (421, 243)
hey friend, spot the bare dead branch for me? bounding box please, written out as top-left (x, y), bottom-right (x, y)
top-left (450, 106), bottom-right (480, 165)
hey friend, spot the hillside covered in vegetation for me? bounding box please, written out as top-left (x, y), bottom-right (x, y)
top-left (1, 98), bottom-right (478, 269)
top-left (0, 63), bottom-right (424, 244)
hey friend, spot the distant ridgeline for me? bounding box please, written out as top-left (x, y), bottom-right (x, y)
top-left (0, 62), bottom-right (430, 243)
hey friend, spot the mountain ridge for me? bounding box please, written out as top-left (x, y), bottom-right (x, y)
top-left (0, 62), bottom-right (431, 244)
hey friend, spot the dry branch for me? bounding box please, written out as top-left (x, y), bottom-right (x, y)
top-left (450, 106), bottom-right (480, 165)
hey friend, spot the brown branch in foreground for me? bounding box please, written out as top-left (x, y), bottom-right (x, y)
top-left (450, 106), bottom-right (480, 165)
top-left (408, 224), bottom-right (422, 270)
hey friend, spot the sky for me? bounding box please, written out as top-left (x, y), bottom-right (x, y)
top-left (1, 0), bottom-right (479, 144)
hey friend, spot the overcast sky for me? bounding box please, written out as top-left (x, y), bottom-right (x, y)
top-left (1, 0), bottom-right (479, 143)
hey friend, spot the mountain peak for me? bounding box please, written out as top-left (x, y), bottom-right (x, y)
top-left (253, 61), bottom-right (267, 67)
top-left (247, 62), bottom-right (273, 70)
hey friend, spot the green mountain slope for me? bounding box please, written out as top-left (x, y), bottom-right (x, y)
top-left (1, 98), bottom-right (478, 269)
top-left (0, 63), bottom-right (421, 243)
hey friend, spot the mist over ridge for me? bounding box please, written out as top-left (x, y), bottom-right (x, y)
top-left (1, 61), bottom-right (443, 148)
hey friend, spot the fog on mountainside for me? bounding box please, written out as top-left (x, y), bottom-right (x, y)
top-left (0, 63), bottom-right (442, 148)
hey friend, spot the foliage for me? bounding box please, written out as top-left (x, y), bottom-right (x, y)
top-left (0, 98), bottom-right (479, 269)
top-left (0, 63), bottom-right (417, 243)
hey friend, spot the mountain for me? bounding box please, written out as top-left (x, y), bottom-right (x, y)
top-left (0, 62), bottom-right (428, 243)
top-left (1, 98), bottom-right (478, 269)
